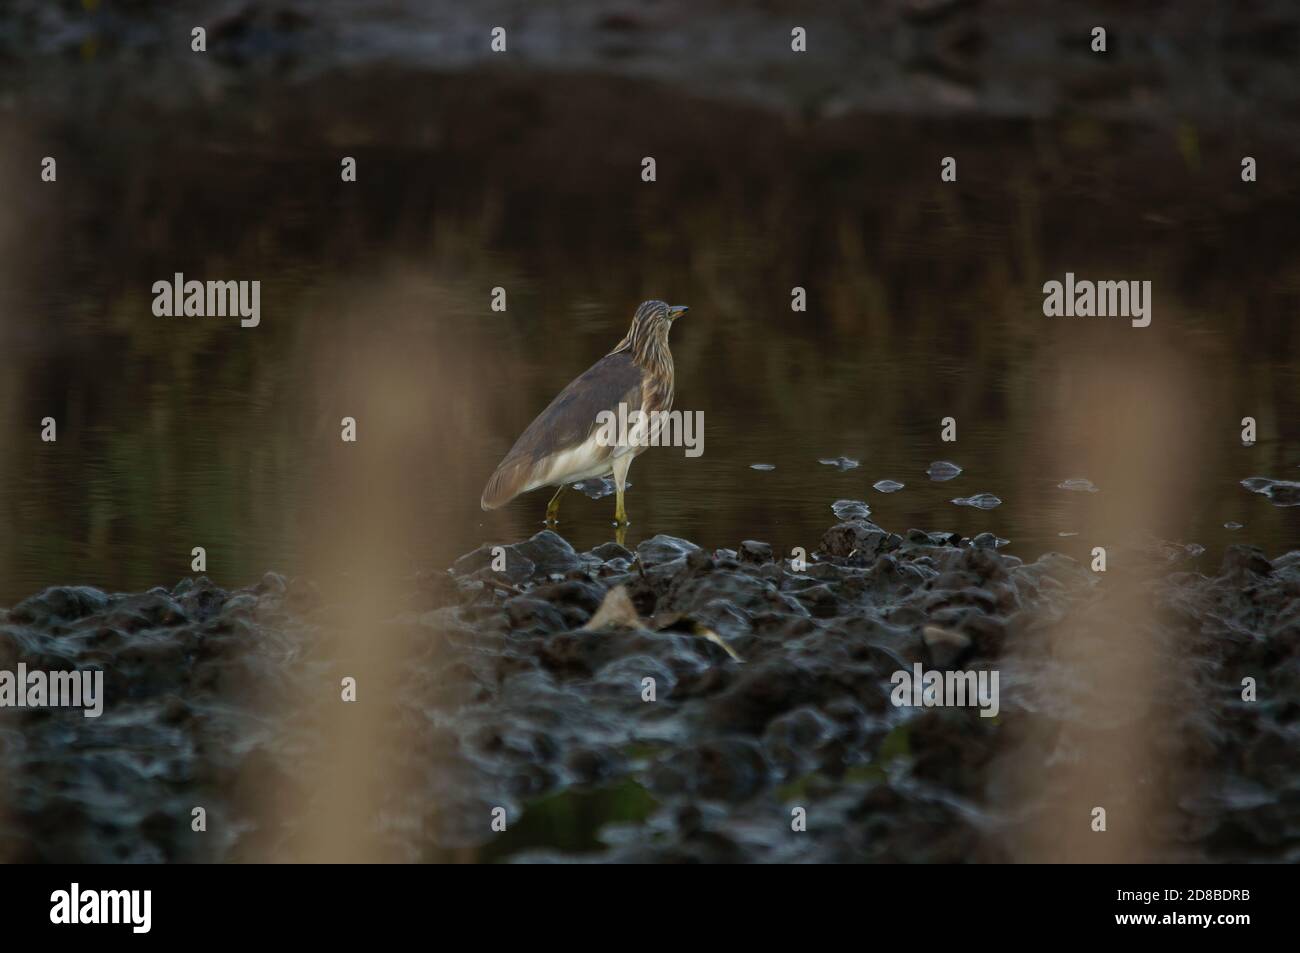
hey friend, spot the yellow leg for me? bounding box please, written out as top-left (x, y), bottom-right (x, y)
top-left (611, 455), bottom-right (632, 527)
top-left (614, 484), bottom-right (628, 526)
top-left (545, 484), bottom-right (566, 524)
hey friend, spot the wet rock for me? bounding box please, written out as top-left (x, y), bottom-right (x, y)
top-left (653, 739), bottom-right (768, 801)
top-left (536, 632), bottom-right (604, 677)
top-left (105, 591), bottom-right (188, 631)
top-left (528, 580), bottom-right (606, 618)
top-left (818, 456), bottom-right (860, 471)
top-left (711, 548), bottom-right (740, 569)
top-left (906, 528), bottom-right (956, 546)
top-left (763, 706), bottom-right (837, 774)
top-left (636, 534), bottom-right (699, 567)
top-left (951, 492), bottom-right (1002, 509)
top-left (926, 460), bottom-right (963, 481)
top-left (958, 544), bottom-right (1013, 581)
top-left (4, 505), bottom-right (1298, 864)
top-left (969, 532), bottom-right (1006, 550)
top-left (177, 577), bottom-right (230, 621)
top-left (660, 569), bottom-right (777, 620)
top-left (10, 586), bottom-right (110, 624)
top-left (685, 548), bottom-right (714, 573)
top-left (704, 659), bottom-right (824, 734)
top-left (819, 520), bottom-right (896, 559)
top-left (572, 477), bottom-right (627, 500)
top-left (593, 655), bottom-right (676, 701)
top-left (1241, 477), bottom-right (1300, 506)
top-left (791, 583), bottom-right (841, 618)
top-left (908, 707), bottom-right (998, 791)
top-left (831, 499), bottom-right (871, 521)
top-left (590, 541), bottom-right (633, 562)
top-left (1221, 545), bottom-right (1272, 577)
top-left (515, 530), bottom-right (584, 576)
top-left (504, 596), bottom-right (571, 633)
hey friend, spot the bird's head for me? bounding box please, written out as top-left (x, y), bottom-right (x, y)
top-left (631, 299), bottom-right (688, 333)
top-left (618, 299), bottom-right (688, 367)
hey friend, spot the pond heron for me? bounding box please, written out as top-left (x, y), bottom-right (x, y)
top-left (481, 300), bottom-right (688, 526)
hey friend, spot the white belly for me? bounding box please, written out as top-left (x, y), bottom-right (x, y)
top-left (522, 433), bottom-right (642, 494)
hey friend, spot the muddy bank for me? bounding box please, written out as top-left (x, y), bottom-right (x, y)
top-left (1, 516), bottom-right (1296, 862)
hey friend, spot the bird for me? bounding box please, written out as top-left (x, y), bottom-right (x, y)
top-left (481, 299), bottom-right (689, 527)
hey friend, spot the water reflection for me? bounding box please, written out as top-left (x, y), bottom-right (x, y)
top-left (0, 71), bottom-right (1297, 604)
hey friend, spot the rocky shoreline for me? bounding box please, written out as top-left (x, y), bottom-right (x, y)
top-left (1, 516), bottom-right (1297, 862)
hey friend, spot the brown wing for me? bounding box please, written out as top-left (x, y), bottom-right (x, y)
top-left (481, 350), bottom-right (643, 509)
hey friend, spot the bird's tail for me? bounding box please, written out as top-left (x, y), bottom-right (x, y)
top-left (480, 458), bottom-right (533, 511)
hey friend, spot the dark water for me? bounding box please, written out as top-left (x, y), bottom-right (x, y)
top-left (2, 69), bottom-right (1298, 605)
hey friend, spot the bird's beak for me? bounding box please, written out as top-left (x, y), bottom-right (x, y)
top-left (668, 305), bottom-right (689, 321)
